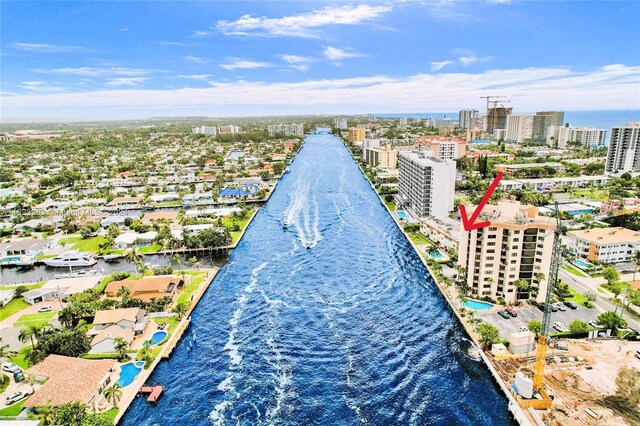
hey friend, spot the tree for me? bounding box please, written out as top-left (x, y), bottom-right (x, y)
top-left (52, 401), bottom-right (87, 426)
top-left (103, 383), bottom-right (123, 408)
top-left (136, 345), bottom-right (154, 368)
top-left (528, 320), bottom-right (542, 335)
top-left (116, 286), bottom-right (131, 299)
top-left (35, 402), bottom-right (55, 425)
top-left (632, 250), bottom-right (640, 282)
top-left (125, 247), bottom-right (143, 266)
top-left (24, 373), bottom-right (38, 393)
top-left (513, 279), bottom-right (530, 299)
top-left (569, 320), bottom-right (589, 333)
top-left (113, 337), bottom-right (129, 362)
top-left (79, 226), bottom-right (93, 239)
top-left (13, 285), bottom-right (29, 299)
top-left (19, 324), bottom-right (44, 349)
top-left (173, 300), bottom-right (190, 319)
top-left (476, 322), bottom-right (500, 349)
top-left (597, 311), bottom-right (627, 330)
top-left (584, 291), bottom-right (597, 308)
top-left (0, 343), bottom-right (17, 360)
top-left (602, 266), bottom-right (620, 286)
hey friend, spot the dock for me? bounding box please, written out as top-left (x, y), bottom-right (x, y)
top-left (139, 385), bottom-right (164, 403)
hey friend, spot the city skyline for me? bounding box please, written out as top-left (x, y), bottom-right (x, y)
top-left (2, 1), bottom-right (640, 121)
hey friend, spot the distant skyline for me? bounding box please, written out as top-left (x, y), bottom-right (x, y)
top-left (1, 1), bottom-right (640, 121)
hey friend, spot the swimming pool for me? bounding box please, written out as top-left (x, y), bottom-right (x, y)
top-left (396, 210), bottom-right (408, 219)
top-left (117, 362), bottom-right (143, 387)
top-left (573, 259), bottom-right (592, 269)
top-left (429, 250), bottom-right (444, 259)
top-left (462, 299), bottom-right (494, 310)
top-left (143, 331), bottom-right (168, 346)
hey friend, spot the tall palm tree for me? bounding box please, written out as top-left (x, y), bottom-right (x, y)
top-left (116, 286), bottom-right (131, 299)
top-left (125, 247), bottom-right (143, 266)
top-left (35, 402), bottom-right (55, 425)
top-left (24, 373), bottom-right (38, 393)
top-left (0, 344), bottom-right (17, 360)
top-left (103, 383), bottom-right (123, 408)
top-left (18, 324), bottom-right (43, 349)
top-left (113, 337), bottom-right (129, 362)
top-left (631, 250), bottom-right (640, 283)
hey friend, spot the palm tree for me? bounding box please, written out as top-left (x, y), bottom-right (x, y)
top-left (113, 337), bottom-right (129, 362)
top-left (631, 250), bottom-right (640, 282)
top-left (0, 344), bottom-right (17, 360)
top-left (24, 373), bottom-right (38, 393)
top-left (125, 247), bottom-right (143, 266)
top-left (136, 345), bottom-right (154, 368)
top-left (18, 324), bottom-right (43, 349)
top-left (172, 301), bottom-right (190, 319)
top-left (513, 279), bottom-right (530, 300)
top-left (116, 286), bottom-right (131, 299)
top-left (35, 402), bottom-right (55, 425)
top-left (103, 383), bottom-right (123, 408)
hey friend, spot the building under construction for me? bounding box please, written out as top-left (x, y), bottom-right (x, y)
top-left (487, 107), bottom-right (513, 134)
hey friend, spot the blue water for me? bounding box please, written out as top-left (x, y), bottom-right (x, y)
top-left (429, 250), bottom-right (445, 259)
top-left (396, 210), bottom-right (408, 219)
top-left (143, 331), bottom-right (168, 346)
top-left (573, 259), bottom-right (592, 269)
top-left (463, 299), bottom-right (494, 311)
top-left (117, 362), bottom-right (142, 387)
top-left (122, 131), bottom-right (512, 425)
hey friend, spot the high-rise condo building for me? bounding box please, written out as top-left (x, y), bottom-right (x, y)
top-left (219, 125), bottom-right (241, 134)
top-left (365, 145), bottom-right (399, 169)
top-left (459, 201), bottom-right (557, 304)
top-left (459, 109), bottom-right (479, 130)
top-left (532, 111), bottom-right (564, 143)
top-left (334, 118), bottom-right (348, 130)
top-left (419, 137), bottom-right (466, 160)
top-left (192, 126), bottom-right (217, 136)
top-left (398, 151), bottom-right (456, 218)
top-left (487, 107), bottom-right (512, 133)
top-left (399, 117), bottom-right (408, 126)
top-left (267, 124), bottom-right (304, 137)
top-left (362, 138), bottom-right (381, 160)
top-left (606, 122), bottom-right (640, 174)
top-left (348, 127), bottom-right (366, 143)
top-left (547, 125), bottom-right (607, 149)
top-left (505, 115), bottom-right (534, 143)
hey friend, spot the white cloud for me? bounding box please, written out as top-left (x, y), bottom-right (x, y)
top-left (215, 4), bottom-right (392, 38)
top-left (192, 30), bottom-right (213, 38)
top-left (279, 55), bottom-right (313, 71)
top-left (219, 60), bottom-right (272, 71)
top-left (430, 60), bottom-right (454, 71)
top-left (3, 65), bottom-right (639, 119)
top-left (11, 42), bottom-right (88, 53)
top-left (177, 74), bottom-right (212, 80)
top-left (183, 56), bottom-right (209, 64)
top-left (323, 47), bottom-right (365, 62)
top-left (118, 28), bottom-right (128, 32)
top-left (39, 67), bottom-right (150, 77)
top-left (106, 77), bottom-right (148, 87)
top-left (459, 55), bottom-right (492, 66)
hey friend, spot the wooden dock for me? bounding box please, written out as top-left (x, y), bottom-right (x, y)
top-left (139, 385), bottom-right (164, 403)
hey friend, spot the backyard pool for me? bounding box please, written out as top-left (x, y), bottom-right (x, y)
top-left (117, 362), bottom-right (143, 387)
top-left (573, 259), bottom-right (592, 269)
top-left (143, 331), bottom-right (168, 346)
top-left (462, 299), bottom-right (494, 311)
top-left (429, 250), bottom-right (445, 259)
top-left (396, 210), bottom-right (408, 219)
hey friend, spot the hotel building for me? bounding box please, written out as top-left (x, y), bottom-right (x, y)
top-left (606, 122), bottom-right (640, 174)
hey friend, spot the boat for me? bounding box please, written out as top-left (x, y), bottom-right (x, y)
top-left (284, 167), bottom-right (291, 174)
top-left (44, 251), bottom-right (97, 268)
top-left (305, 242), bottom-right (312, 250)
top-left (103, 253), bottom-right (124, 262)
top-left (283, 221), bottom-right (289, 229)
top-left (54, 269), bottom-right (102, 279)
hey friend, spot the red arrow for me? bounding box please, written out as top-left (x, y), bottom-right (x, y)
top-left (459, 172), bottom-right (504, 231)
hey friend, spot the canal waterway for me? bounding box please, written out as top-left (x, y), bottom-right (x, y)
top-left (121, 131), bottom-right (513, 425)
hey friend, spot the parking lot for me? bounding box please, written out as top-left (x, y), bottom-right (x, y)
top-left (477, 304), bottom-right (603, 339)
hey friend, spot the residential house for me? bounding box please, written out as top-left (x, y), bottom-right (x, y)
top-left (92, 307), bottom-right (148, 335)
top-left (22, 275), bottom-right (104, 304)
top-left (104, 275), bottom-right (183, 302)
top-left (114, 231), bottom-right (158, 249)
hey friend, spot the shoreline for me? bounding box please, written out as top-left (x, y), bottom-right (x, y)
top-left (341, 139), bottom-right (531, 426)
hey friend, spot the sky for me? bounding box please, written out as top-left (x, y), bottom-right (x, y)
top-left (1, 1), bottom-right (639, 121)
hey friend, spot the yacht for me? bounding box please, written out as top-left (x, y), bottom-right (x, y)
top-left (283, 221), bottom-right (289, 229)
top-left (44, 251), bottom-right (97, 268)
top-left (305, 242), bottom-right (312, 250)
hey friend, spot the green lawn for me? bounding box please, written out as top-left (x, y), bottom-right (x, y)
top-left (564, 265), bottom-right (587, 277)
top-left (0, 283), bottom-right (44, 291)
top-left (0, 299), bottom-right (29, 322)
top-left (60, 235), bottom-right (107, 253)
top-left (10, 346), bottom-right (32, 370)
top-left (565, 286), bottom-right (589, 306)
top-left (176, 272), bottom-right (207, 305)
top-left (0, 400), bottom-right (25, 416)
top-left (384, 201), bottom-right (396, 211)
top-left (407, 232), bottom-right (431, 246)
top-left (153, 316), bottom-right (179, 332)
top-left (0, 374), bottom-right (9, 394)
top-left (14, 312), bottom-right (56, 328)
top-left (569, 188), bottom-right (609, 202)
top-left (139, 243), bottom-right (162, 253)
top-left (225, 210), bottom-right (256, 244)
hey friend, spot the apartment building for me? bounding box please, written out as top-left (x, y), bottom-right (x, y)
top-left (566, 227), bottom-right (640, 264)
top-left (459, 109), bottom-right (479, 130)
top-left (494, 162), bottom-right (564, 176)
top-left (267, 123), bottom-right (304, 137)
top-left (219, 125), bottom-right (241, 134)
top-left (192, 126), bottom-right (217, 136)
top-left (398, 151), bottom-right (456, 218)
top-left (334, 118), bottom-right (348, 130)
top-left (600, 197), bottom-right (640, 215)
top-left (505, 115), bottom-right (534, 143)
top-left (365, 145), bottom-right (399, 169)
top-left (459, 201), bottom-right (557, 303)
top-left (547, 125), bottom-right (607, 149)
top-left (606, 122), bottom-right (640, 174)
top-left (399, 117), bottom-right (408, 126)
top-left (348, 127), bottom-right (366, 143)
top-left (532, 111), bottom-right (564, 143)
top-left (418, 137), bottom-right (466, 160)
top-left (362, 138), bottom-right (380, 160)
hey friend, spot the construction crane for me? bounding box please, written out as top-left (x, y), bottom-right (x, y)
top-left (479, 95), bottom-right (510, 133)
top-left (532, 205), bottom-right (563, 391)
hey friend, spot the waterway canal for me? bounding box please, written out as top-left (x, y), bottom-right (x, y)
top-left (121, 131), bottom-right (512, 425)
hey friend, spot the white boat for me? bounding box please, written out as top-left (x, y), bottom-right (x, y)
top-left (44, 251), bottom-right (97, 268)
top-left (283, 221), bottom-right (289, 229)
top-left (54, 269), bottom-right (101, 279)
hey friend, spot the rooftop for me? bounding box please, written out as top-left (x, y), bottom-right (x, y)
top-left (567, 227), bottom-right (640, 244)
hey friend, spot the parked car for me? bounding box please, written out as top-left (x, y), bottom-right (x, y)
top-left (554, 303), bottom-right (567, 312)
top-left (498, 310), bottom-right (511, 319)
top-left (2, 362), bottom-right (20, 374)
top-left (5, 391), bottom-right (28, 405)
top-left (13, 370), bottom-right (25, 382)
top-left (564, 301), bottom-right (578, 310)
top-left (550, 304), bottom-right (559, 312)
top-left (553, 322), bottom-right (567, 332)
top-left (505, 307), bottom-right (517, 317)
top-left (37, 305), bottom-right (52, 313)
top-left (635, 350), bottom-right (640, 360)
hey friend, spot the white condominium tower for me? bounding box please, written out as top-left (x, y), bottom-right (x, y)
top-left (547, 125), bottom-right (607, 149)
top-left (458, 201), bottom-right (557, 304)
top-left (458, 109), bottom-right (479, 130)
top-left (398, 151), bottom-right (455, 218)
top-left (505, 115), bottom-right (534, 143)
top-left (267, 123), bottom-right (304, 137)
top-left (606, 122), bottom-right (640, 174)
